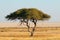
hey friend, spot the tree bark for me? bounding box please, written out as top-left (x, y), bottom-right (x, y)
top-left (30, 19), bottom-right (37, 36)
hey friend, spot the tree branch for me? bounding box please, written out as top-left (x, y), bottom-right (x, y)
top-left (25, 20), bottom-right (30, 32)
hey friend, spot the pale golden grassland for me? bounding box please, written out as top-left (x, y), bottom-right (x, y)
top-left (0, 27), bottom-right (60, 40)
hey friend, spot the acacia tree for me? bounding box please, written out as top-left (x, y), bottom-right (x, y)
top-left (5, 8), bottom-right (50, 36)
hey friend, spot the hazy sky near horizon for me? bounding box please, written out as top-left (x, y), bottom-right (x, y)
top-left (0, 0), bottom-right (60, 22)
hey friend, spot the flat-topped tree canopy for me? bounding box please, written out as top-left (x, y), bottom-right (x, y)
top-left (5, 8), bottom-right (51, 36)
top-left (6, 8), bottom-right (50, 20)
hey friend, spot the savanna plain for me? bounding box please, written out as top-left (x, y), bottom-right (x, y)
top-left (0, 27), bottom-right (60, 40)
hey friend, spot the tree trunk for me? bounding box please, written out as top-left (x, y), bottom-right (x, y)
top-left (30, 31), bottom-right (34, 37)
top-left (30, 19), bottom-right (37, 36)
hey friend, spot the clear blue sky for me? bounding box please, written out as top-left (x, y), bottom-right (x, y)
top-left (0, 0), bottom-right (60, 22)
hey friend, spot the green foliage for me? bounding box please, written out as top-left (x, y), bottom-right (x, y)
top-left (6, 8), bottom-right (51, 21)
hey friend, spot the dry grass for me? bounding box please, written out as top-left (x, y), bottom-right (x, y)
top-left (0, 27), bottom-right (60, 40)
